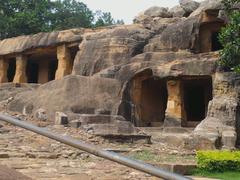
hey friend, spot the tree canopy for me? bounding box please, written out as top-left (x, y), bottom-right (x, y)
top-left (219, 0), bottom-right (240, 73)
top-left (0, 0), bottom-right (123, 40)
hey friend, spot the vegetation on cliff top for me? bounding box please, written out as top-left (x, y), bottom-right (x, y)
top-left (0, 0), bottom-right (124, 40)
top-left (219, 0), bottom-right (240, 73)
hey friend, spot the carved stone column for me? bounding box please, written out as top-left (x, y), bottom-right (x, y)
top-left (38, 61), bottom-right (49, 84)
top-left (13, 55), bottom-right (27, 83)
top-left (165, 80), bottom-right (183, 126)
top-left (0, 58), bottom-right (9, 83)
top-left (55, 45), bottom-right (72, 80)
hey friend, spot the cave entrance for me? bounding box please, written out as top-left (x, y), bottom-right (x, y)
top-left (140, 78), bottom-right (168, 127)
top-left (182, 77), bottom-right (212, 127)
top-left (7, 58), bottom-right (16, 82)
top-left (27, 60), bottom-right (39, 83)
top-left (211, 32), bottom-right (223, 51)
top-left (127, 70), bottom-right (168, 127)
top-left (199, 22), bottom-right (224, 53)
top-left (48, 60), bottom-right (58, 81)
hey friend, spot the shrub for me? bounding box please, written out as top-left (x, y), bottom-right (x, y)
top-left (218, 0), bottom-right (240, 73)
top-left (196, 151), bottom-right (240, 172)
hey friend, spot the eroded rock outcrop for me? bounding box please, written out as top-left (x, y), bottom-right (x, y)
top-left (0, 0), bottom-right (239, 149)
top-left (72, 25), bottom-right (153, 76)
top-left (192, 72), bottom-right (240, 150)
top-left (8, 75), bottom-right (121, 119)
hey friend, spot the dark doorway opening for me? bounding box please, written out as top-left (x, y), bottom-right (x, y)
top-left (183, 77), bottom-right (212, 127)
top-left (27, 61), bottom-right (39, 83)
top-left (48, 60), bottom-right (58, 81)
top-left (140, 78), bottom-right (168, 127)
top-left (211, 32), bottom-right (223, 51)
top-left (7, 59), bottom-right (16, 82)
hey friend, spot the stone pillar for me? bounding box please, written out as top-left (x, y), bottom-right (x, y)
top-left (0, 58), bottom-right (9, 83)
top-left (38, 61), bottom-right (49, 84)
top-left (13, 55), bottom-right (27, 83)
top-left (55, 45), bottom-right (72, 80)
top-left (165, 80), bottom-right (183, 126)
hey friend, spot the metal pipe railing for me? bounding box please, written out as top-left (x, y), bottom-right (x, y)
top-left (0, 113), bottom-right (191, 180)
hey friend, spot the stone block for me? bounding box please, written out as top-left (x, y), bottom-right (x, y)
top-left (55, 112), bottom-right (69, 125)
top-left (222, 130), bottom-right (237, 149)
top-left (70, 120), bottom-right (81, 128)
top-left (94, 108), bottom-right (111, 115)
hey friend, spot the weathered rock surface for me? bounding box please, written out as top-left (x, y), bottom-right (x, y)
top-left (114, 52), bottom-right (218, 83)
top-left (8, 75), bottom-right (121, 120)
top-left (0, 165), bottom-right (32, 180)
top-left (193, 72), bottom-right (240, 149)
top-left (144, 17), bottom-right (199, 52)
top-left (169, 5), bottom-right (187, 17)
top-left (179, 0), bottom-right (200, 14)
top-left (0, 28), bottom-right (86, 56)
top-left (190, 0), bottom-right (223, 17)
top-left (144, 6), bottom-right (172, 18)
top-left (72, 25), bottom-right (153, 76)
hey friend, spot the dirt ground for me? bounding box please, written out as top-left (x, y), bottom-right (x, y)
top-left (0, 111), bottom-right (197, 180)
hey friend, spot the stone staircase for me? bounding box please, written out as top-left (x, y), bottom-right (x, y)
top-left (68, 114), bottom-right (151, 144)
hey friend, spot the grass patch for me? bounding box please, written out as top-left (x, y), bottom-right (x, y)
top-left (131, 150), bottom-right (156, 161)
top-left (193, 170), bottom-right (240, 180)
top-left (129, 150), bottom-right (195, 164)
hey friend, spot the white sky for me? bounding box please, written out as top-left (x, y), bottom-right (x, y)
top-left (80, 0), bottom-right (203, 24)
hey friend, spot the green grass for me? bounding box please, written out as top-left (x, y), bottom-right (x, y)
top-left (193, 170), bottom-right (240, 180)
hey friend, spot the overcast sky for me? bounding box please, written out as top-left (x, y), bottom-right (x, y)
top-left (80, 0), bottom-right (203, 24)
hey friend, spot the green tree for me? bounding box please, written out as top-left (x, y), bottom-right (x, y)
top-left (219, 0), bottom-right (240, 73)
top-left (94, 10), bottom-right (124, 27)
top-left (0, 0), bottom-right (123, 40)
top-left (0, 0), bottom-right (53, 39)
top-left (51, 0), bottom-right (94, 30)
top-left (94, 11), bottom-right (115, 27)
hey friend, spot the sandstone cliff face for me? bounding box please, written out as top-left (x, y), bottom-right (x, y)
top-left (2, 0), bottom-right (240, 150)
top-left (72, 25), bottom-right (153, 76)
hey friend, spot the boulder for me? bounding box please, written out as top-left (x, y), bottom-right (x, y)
top-left (144, 6), bottom-right (172, 18)
top-left (8, 75), bottom-right (122, 120)
top-left (169, 5), bottom-right (187, 17)
top-left (190, 0), bottom-right (223, 17)
top-left (179, 0), bottom-right (200, 14)
top-left (222, 130), bottom-right (237, 149)
top-left (207, 96), bottom-right (238, 127)
top-left (143, 17), bottom-right (199, 52)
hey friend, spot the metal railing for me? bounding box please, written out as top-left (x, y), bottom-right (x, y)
top-left (0, 113), bottom-right (191, 180)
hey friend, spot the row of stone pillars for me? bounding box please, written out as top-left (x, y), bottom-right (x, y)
top-left (0, 45), bottom-right (73, 84)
